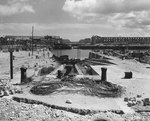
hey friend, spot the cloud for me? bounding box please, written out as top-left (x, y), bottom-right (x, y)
top-left (0, 0), bottom-right (34, 16)
top-left (63, 0), bottom-right (97, 20)
top-left (63, 0), bottom-right (150, 29)
top-left (1, 22), bottom-right (150, 41)
top-left (0, 23), bottom-right (110, 31)
top-left (109, 11), bottom-right (150, 29)
top-left (63, 0), bottom-right (150, 17)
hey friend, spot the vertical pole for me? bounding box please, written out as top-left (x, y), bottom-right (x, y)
top-left (10, 51), bottom-right (13, 79)
top-left (32, 26), bottom-right (34, 56)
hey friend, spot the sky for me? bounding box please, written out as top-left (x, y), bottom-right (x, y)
top-left (1, 0), bottom-right (150, 41)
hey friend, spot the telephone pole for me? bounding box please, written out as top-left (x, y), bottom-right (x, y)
top-left (32, 26), bottom-right (34, 56)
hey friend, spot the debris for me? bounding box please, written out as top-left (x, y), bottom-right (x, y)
top-left (124, 97), bottom-right (129, 102)
top-left (137, 95), bottom-right (142, 98)
top-left (3, 89), bottom-right (9, 96)
top-left (66, 99), bottom-right (72, 104)
top-left (9, 89), bottom-right (15, 95)
top-left (143, 98), bottom-right (150, 106)
top-left (0, 90), bottom-right (4, 97)
top-left (126, 97), bottom-right (137, 107)
top-left (127, 101), bottom-right (134, 107)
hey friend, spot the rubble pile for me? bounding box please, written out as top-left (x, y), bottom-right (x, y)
top-left (0, 79), bottom-right (22, 97)
top-left (1, 98), bottom-right (150, 121)
top-left (124, 95), bottom-right (150, 107)
top-left (0, 98), bottom-right (75, 121)
top-left (124, 95), bottom-right (150, 114)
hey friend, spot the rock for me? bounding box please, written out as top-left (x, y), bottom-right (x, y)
top-left (137, 101), bottom-right (142, 105)
top-left (9, 89), bottom-right (15, 95)
top-left (4, 89), bottom-right (9, 96)
top-left (10, 116), bottom-right (14, 120)
top-left (14, 87), bottom-right (23, 94)
top-left (124, 97), bottom-right (129, 102)
top-left (137, 95), bottom-right (142, 98)
top-left (144, 98), bottom-right (149, 102)
top-left (55, 111), bottom-right (60, 117)
top-left (128, 101), bottom-right (134, 107)
top-left (132, 101), bottom-right (137, 105)
top-left (66, 99), bottom-right (72, 104)
top-left (129, 97), bottom-right (136, 102)
top-left (0, 90), bottom-right (4, 97)
top-left (94, 118), bottom-right (111, 121)
top-left (143, 98), bottom-right (150, 106)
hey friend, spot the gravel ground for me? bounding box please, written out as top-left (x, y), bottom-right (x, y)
top-left (0, 98), bottom-right (150, 121)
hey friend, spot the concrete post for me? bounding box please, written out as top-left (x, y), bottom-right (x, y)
top-left (101, 67), bottom-right (107, 81)
top-left (20, 66), bottom-right (27, 83)
top-left (124, 72), bottom-right (132, 79)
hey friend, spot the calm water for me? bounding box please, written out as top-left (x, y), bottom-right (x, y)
top-left (51, 49), bottom-right (92, 59)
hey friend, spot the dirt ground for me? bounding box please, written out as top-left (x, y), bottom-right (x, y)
top-left (1, 50), bottom-right (150, 120)
top-left (91, 54), bottom-right (150, 98)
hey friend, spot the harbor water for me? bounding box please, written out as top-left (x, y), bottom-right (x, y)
top-left (51, 49), bottom-right (92, 59)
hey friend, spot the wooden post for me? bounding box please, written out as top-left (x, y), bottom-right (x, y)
top-left (10, 49), bottom-right (13, 79)
top-left (32, 26), bottom-right (34, 56)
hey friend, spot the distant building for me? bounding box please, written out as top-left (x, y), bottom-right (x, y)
top-left (91, 35), bottom-right (150, 45)
top-left (0, 35), bottom-right (70, 50)
top-left (44, 35), bottom-right (70, 44)
top-left (5, 35), bottom-right (44, 41)
top-left (79, 38), bottom-right (91, 44)
top-left (62, 39), bottom-right (70, 43)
